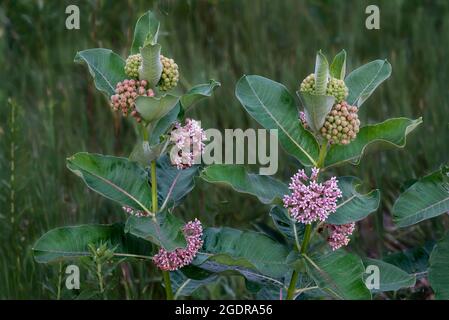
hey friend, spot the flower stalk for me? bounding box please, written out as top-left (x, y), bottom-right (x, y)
top-left (143, 123), bottom-right (174, 300)
top-left (286, 141), bottom-right (328, 300)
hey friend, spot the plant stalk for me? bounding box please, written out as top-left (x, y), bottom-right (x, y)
top-left (146, 123), bottom-right (173, 300)
top-left (286, 142), bottom-right (327, 300)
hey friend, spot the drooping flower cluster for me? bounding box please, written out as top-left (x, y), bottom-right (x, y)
top-left (320, 101), bottom-right (360, 145)
top-left (159, 55), bottom-right (179, 91)
top-left (153, 219), bottom-right (204, 271)
top-left (299, 111), bottom-right (308, 129)
top-left (300, 74), bottom-right (348, 103)
top-left (169, 118), bottom-right (206, 169)
top-left (326, 223), bottom-right (355, 250)
top-left (283, 168), bottom-right (342, 224)
top-left (124, 54), bottom-right (142, 78)
top-left (110, 79), bottom-right (154, 122)
top-left (122, 206), bottom-right (148, 217)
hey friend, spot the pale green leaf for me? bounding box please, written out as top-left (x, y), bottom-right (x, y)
top-left (314, 50), bottom-right (329, 95)
top-left (135, 94), bottom-right (179, 124)
top-left (74, 49), bottom-right (126, 97)
top-left (131, 11), bottom-right (160, 53)
top-left (33, 224), bottom-right (153, 264)
top-left (393, 166), bottom-right (449, 227)
top-left (327, 176), bottom-right (380, 225)
top-left (345, 59), bottom-right (392, 107)
top-left (200, 165), bottom-right (288, 204)
top-left (304, 251), bottom-right (372, 300)
top-left (139, 43), bottom-right (162, 88)
top-left (324, 117), bottom-right (422, 168)
top-left (363, 258), bottom-right (416, 292)
top-left (125, 211), bottom-right (187, 251)
top-left (67, 153), bottom-right (152, 214)
top-left (429, 232), bottom-right (449, 299)
top-left (330, 50), bottom-right (347, 80)
top-left (235, 75), bottom-right (319, 167)
top-left (180, 80), bottom-right (221, 111)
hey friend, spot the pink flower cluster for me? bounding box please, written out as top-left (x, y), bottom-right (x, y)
top-left (153, 219), bottom-right (204, 271)
top-left (326, 223), bottom-right (355, 250)
top-left (299, 111), bottom-right (308, 128)
top-left (122, 206), bottom-right (148, 217)
top-left (110, 79), bottom-right (154, 122)
top-left (283, 168), bottom-right (342, 224)
top-left (169, 119), bottom-right (206, 169)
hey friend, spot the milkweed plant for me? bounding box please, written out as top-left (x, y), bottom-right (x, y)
top-left (33, 11), bottom-right (449, 300)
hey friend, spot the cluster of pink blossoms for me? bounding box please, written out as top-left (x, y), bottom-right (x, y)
top-left (283, 168), bottom-right (342, 224)
top-left (110, 79), bottom-right (154, 122)
top-left (326, 223), bottom-right (355, 250)
top-left (153, 219), bottom-right (204, 271)
top-left (169, 119), bottom-right (206, 169)
top-left (122, 206), bottom-right (148, 217)
top-left (299, 111), bottom-right (308, 128)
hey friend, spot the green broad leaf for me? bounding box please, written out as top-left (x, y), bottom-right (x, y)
top-left (195, 227), bottom-right (290, 283)
top-left (180, 80), bottom-right (221, 111)
top-left (393, 166), bottom-right (449, 228)
top-left (131, 10), bottom-right (160, 54)
top-left (345, 59), bottom-right (392, 107)
top-left (326, 176), bottom-right (380, 225)
top-left (129, 141), bottom-right (165, 166)
top-left (33, 224), bottom-right (154, 264)
top-left (200, 165), bottom-right (288, 205)
top-left (330, 50), bottom-right (347, 80)
top-left (135, 94), bottom-right (179, 124)
top-left (314, 50), bottom-right (329, 95)
top-left (384, 243), bottom-right (433, 277)
top-left (74, 49), bottom-right (126, 97)
top-left (67, 153), bottom-right (152, 214)
top-left (171, 266), bottom-right (218, 299)
top-left (235, 75), bottom-right (320, 167)
top-left (429, 233), bottom-right (449, 299)
top-left (156, 155), bottom-right (200, 208)
top-left (324, 117), bottom-right (422, 168)
top-left (125, 211), bottom-right (187, 251)
top-left (297, 91), bottom-right (335, 133)
top-left (303, 251), bottom-right (372, 300)
top-left (148, 103), bottom-right (180, 145)
top-left (363, 258), bottom-right (416, 292)
top-left (139, 43), bottom-right (162, 88)
top-left (269, 206), bottom-right (304, 249)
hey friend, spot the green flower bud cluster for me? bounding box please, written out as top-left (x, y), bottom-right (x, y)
top-left (159, 55), bottom-right (179, 91)
top-left (124, 54), bottom-right (142, 79)
top-left (327, 77), bottom-right (348, 103)
top-left (320, 101), bottom-right (360, 145)
top-left (299, 73), bottom-right (348, 103)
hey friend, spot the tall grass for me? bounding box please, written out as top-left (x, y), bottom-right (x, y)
top-left (0, 0), bottom-right (448, 299)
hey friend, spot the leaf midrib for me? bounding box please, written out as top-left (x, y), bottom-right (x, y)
top-left (245, 77), bottom-right (317, 166)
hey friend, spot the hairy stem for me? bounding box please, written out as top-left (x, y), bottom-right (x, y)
top-left (286, 142), bottom-right (327, 300)
top-left (96, 261), bottom-right (105, 299)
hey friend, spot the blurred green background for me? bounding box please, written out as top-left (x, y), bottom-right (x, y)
top-left (1, 0), bottom-right (448, 299)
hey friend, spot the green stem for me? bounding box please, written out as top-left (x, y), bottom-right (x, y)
top-left (57, 262), bottom-right (62, 300)
top-left (96, 261), bottom-right (105, 299)
top-left (150, 153), bottom-right (173, 300)
top-left (286, 142), bottom-right (327, 300)
top-left (151, 160), bottom-right (158, 213)
top-left (300, 224), bottom-right (313, 254)
top-left (286, 271), bottom-right (299, 300)
top-left (162, 268), bottom-right (174, 300)
top-left (317, 140), bottom-right (328, 168)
